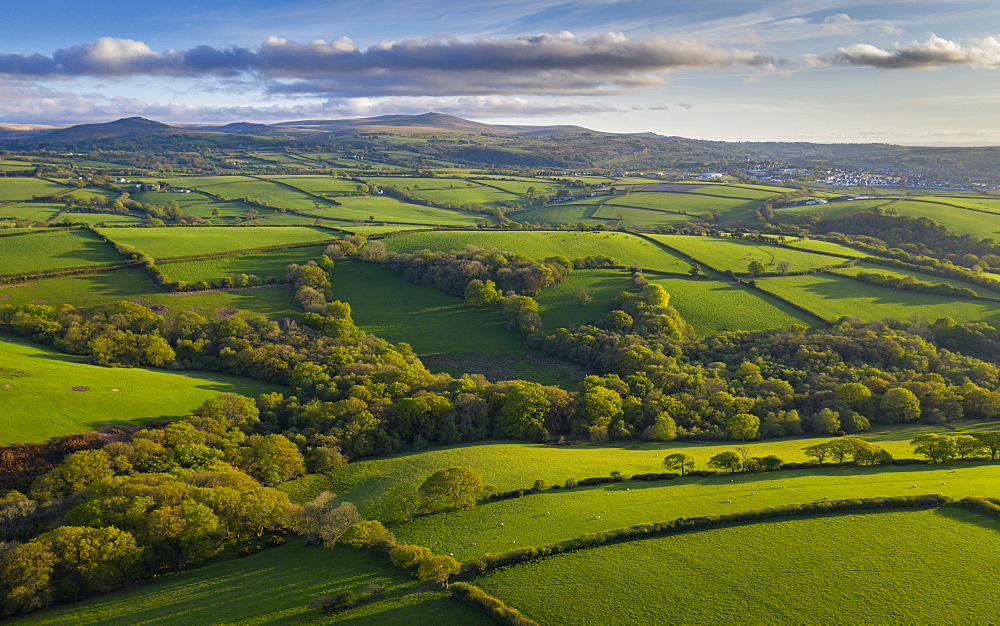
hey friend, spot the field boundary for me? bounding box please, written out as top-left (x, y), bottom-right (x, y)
top-left (460, 494), bottom-right (951, 576)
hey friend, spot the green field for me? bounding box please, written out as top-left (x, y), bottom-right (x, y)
top-left (328, 260), bottom-right (526, 356)
top-left (0, 338), bottom-right (283, 444)
top-left (757, 273), bottom-right (1000, 325)
top-left (382, 231), bottom-right (689, 272)
top-left (158, 244), bottom-right (328, 283)
top-left (96, 226), bottom-right (332, 258)
top-left (0, 178), bottom-right (68, 201)
top-left (206, 179), bottom-right (329, 212)
top-left (268, 176), bottom-right (361, 195)
top-left (592, 205), bottom-right (707, 228)
top-left (781, 237), bottom-right (868, 257)
top-left (327, 195), bottom-right (487, 226)
top-left (534, 269), bottom-right (631, 330)
top-left (0, 203), bottom-right (65, 222)
top-left (0, 268), bottom-right (303, 320)
top-left (829, 260), bottom-right (1000, 297)
top-left (652, 235), bottom-right (846, 273)
top-left (20, 541), bottom-right (486, 625)
top-left (474, 508), bottom-right (1000, 624)
top-left (648, 276), bottom-right (819, 335)
top-left (309, 420), bottom-right (998, 524)
top-left (0, 229), bottom-right (121, 274)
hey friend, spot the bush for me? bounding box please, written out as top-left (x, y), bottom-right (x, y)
top-left (451, 582), bottom-right (539, 626)
top-left (339, 520), bottom-right (395, 550)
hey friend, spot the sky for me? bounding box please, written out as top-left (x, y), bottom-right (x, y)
top-left (0, 0), bottom-right (998, 144)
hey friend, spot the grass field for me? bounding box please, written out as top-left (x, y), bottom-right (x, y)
top-left (327, 196), bottom-right (487, 226)
top-left (0, 229), bottom-right (121, 274)
top-left (382, 231), bottom-right (690, 272)
top-left (327, 261), bottom-right (527, 356)
top-left (0, 203), bottom-right (66, 222)
top-left (0, 268), bottom-right (303, 320)
top-left (0, 337), bottom-right (283, 444)
top-left (96, 226), bottom-right (332, 258)
top-left (592, 205), bottom-right (708, 228)
top-left (307, 420), bottom-right (999, 523)
top-left (0, 178), bottom-right (68, 201)
top-left (780, 237), bottom-right (868, 257)
top-left (647, 276), bottom-right (820, 335)
top-left (829, 260), bottom-right (1000, 296)
top-left (534, 269), bottom-right (631, 330)
top-left (206, 179), bottom-right (329, 212)
top-left (651, 235), bottom-right (846, 273)
top-left (267, 176), bottom-right (361, 195)
top-left (473, 507), bottom-right (1000, 624)
top-left (158, 244), bottom-right (328, 283)
top-left (510, 203), bottom-right (606, 225)
top-left (19, 541), bottom-right (486, 625)
top-left (757, 273), bottom-right (1000, 325)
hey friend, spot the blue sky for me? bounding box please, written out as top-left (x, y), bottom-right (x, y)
top-left (1, 0), bottom-right (998, 144)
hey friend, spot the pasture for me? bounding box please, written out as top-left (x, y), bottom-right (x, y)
top-left (381, 230), bottom-right (689, 272)
top-left (757, 273), bottom-right (1000, 325)
top-left (327, 195), bottom-right (487, 226)
top-left (312, 420), bottom-right (999, 522)
top-left (327, 260), bottom-right (527, 356)
top-left (20, 541), bottom-right (486, 625)
top-left (647, 276), bottom-right (820, 335)
top-left (96, 226), bottom-right (332, 258)
top-left (0, 203), bottom-right (65, 222)
top-left (651, 235), bottom-right (846, 273)
top-left (0, 338), bottom-right (282, 444)
top-left (473, 508), bottom-right (1000, 624)
top-left (393, 462), bottom-right (1000, 559)
top-left (158, 244), bottom-right (328, 283)
top-left (0, 268), bottom-right (303, 320)
top-left (0, 229), bottom-right (120, 274)
top-left (0, 178), bottom-right (68, 201)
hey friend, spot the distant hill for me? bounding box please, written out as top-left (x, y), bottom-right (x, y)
top-left (31, 117), bottom-right (200, 144)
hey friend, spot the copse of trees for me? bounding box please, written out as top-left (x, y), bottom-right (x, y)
top-left (383, 245), bottom-right (571, 297)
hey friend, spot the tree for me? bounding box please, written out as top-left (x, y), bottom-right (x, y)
top-left (747, 260), bottom-right (766, 275)
top-left (662, 453), bottom-right (694, 476)
top-left (954, 435), bottom-right (986, 459)
top-left (755, 455), bottom-right (783, 471)
top-left (498, 383), bottom-right (549, 438)
top-left (880, 387), bottom-right (921, 423)
top-left (642, 412), bottom-right (677, 441)
top-left (418, 466), bottom-right (485, 511)
top-left (807, 408), bottom-right (841, 435)
top-left (464, 279), bottom-right (502, 308)
top-left (977, 431), bottom-right (1000, 460)
top-left (30, 449), bottom-right (114, 500)
top-left (911, 434), bottom-right (958, 463)
top-left (340, 521), bottom-right (396, 549)
top-left (298, 492), bottom-right (363, 545)
top-left (776, 260), bottom-right (790, 274)
top-left (835, 383), bottom-right (872, 412)
top-left (708, 451), bottom-right (742, 473)
top-left (726, 413), bottom-right (760, 441)
top-left (417, 554), bottom-right (461, 588)
top-left (803, 442), bottom-right (831, 464)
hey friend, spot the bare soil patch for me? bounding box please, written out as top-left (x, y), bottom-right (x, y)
top-left (71, 385), bottom-right (90, 392)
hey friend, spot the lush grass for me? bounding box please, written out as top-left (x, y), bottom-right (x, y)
top-left (158, 244), bottom-right (328, 283)
top-left (152, 175), bottom-right (257, 189)
top-left (207, 179), bottom-right (329, 212)
top-left (0, 337), bottom-right (283, 444)
top-left (648, 276), bottom-right (820, 335)
top-left (313, 420), bottom-right (998, 523)
top-left (781, 237), bottom-right (869, 257)
top-left (474, 508), bottom-right (1000, 624)
top-left (829, 260), bottom-right (1000, 297)
top-left (382, 231), bottom-right (689, 272)
top-left (592, 205), bottom-right (708, 228)
top-left (780, 198), bottom-right (1000, 237)
top-left (652, 235), bottom-right (846, 273)
top-left (534, 269), bottom-right (631, 329)
top-left (268, 176), bottom-right (361, 195)
top-left (327, 196), bottom-right (488, 226)
top-left (0, 203), bottom-right (66, 222)
top-left (510, 203), bottom-right (605, 225)
top-left (607, 192), bottom-right (761, 217)
top-left (97, 226), bottom-right (332, 258)
top-left (59, 213), bottom-right (144, 226)
top-left (404, 185), bottom-right (523, 208)
top-left (0, 178), bottom-right (68, 201)
top-left (0, 268), bottom-right (303, 320)
top-left (394, 459), bottom-right (1000, 560)
top-left (757, 273), bottom-right (1000, 325)
top-left (328, 260), bottom-right (527, 356)
top-left (0, 229), bottom-right (121, 274)
top-left (19, 540), bottom-right (487, 625)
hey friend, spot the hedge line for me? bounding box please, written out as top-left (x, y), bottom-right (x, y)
top-left (0, 260), bottom-right (141, 284)
top-left (450, 582), bottom-right (539, 626)
top-left (830, 270), bottom-right (1000, 303)
top-left (459, 494), bottom-right (952, 576)
top-left (0, 227), bottom-right (75, 239)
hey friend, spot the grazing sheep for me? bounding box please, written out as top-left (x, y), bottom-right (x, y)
top-left (596, 515), bottom-right (601, 519)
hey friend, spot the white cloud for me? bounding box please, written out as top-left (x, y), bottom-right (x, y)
top-left (837, 34), bottom-right (1000, 69)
